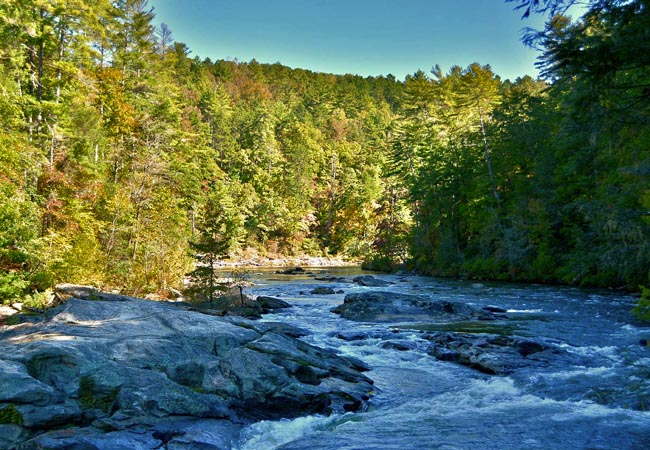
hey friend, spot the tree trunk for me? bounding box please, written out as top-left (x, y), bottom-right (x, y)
top-left (55, 16), bottom-right (66, 102)
top-left (37, 8), bottom-right (45, 102)
top-left (325, 153), bottom-right (338, 248)
top-left (479, 108), bottom-right (500, 208)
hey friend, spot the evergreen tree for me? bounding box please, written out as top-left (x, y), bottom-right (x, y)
top-left (4, 0), bottom-right (648, 307)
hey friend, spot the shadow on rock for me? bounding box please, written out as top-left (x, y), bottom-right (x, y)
top-left (0, 296), bottom-right (374, 449)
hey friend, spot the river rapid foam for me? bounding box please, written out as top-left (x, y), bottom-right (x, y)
top-left (230, 267), bottom-right (650, 450)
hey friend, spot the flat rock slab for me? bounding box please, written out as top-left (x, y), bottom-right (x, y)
top-left (0, 305), bottom-right (19, 318)
top-left (0, 297), bottom-right (373, 449)
top-left (332, 291), bottom-right (479, 322)
top-left (54, 283), bottom-right (139, 302)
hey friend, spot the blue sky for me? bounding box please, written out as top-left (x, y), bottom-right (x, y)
top-left (148, 0), bottom-right (550, 81)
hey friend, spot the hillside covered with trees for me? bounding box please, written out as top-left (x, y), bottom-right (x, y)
top-left (1, 0), bottom-right (649, 305)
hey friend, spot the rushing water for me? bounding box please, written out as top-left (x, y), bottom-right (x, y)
top-left (228, 267), bottom-right (650, 450)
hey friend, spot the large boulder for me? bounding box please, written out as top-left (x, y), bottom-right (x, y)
top-left (352, 275), bottom-right (393, 287)
top-left (255, 296), bottom-right (292, 311)
top-left (332, 291), bottom-right (478, 322)
top-left (0, 297), bottom-right (373, 449)
top-left (179, 294), bottom-right (292, 320)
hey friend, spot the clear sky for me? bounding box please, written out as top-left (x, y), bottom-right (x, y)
top-left (148, 0), bottom-right (549, 81)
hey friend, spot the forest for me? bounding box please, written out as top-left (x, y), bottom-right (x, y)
top-left (0, 0), bottom-right (649, 310)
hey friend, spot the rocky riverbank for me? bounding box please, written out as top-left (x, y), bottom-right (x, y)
top-left (0, 294), bottom-right (373, 449)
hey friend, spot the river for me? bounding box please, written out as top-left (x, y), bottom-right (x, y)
top-left (227, 267), bottom-right (650, 450)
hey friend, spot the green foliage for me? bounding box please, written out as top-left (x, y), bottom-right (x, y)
top-left (361, 255), bottom-right (396, 273)
top-left (0, 404), bottom-right (23, 425)
top-left (21, 290), bottom-right (53, 310)
top-left (3, 315), bottom-right (22, 326)
top-left (364, 183), bottom-right (412, 270)
top-left (0, 271), bottom-right (29, 305)
top-left (229, 268), bottom-right (251, 306)
top-left (632, 287), bottom-right (650, 322)
top-left (392, 1), bottom-right (650, 292)
top-left (78, 375), bottom-right (120, 413)
top-left (0, 182), bottom-right (41, 304)
top-left (0, 0), bottom-right (647, 302)
top-left (185, 234), bottom-right (230, 304)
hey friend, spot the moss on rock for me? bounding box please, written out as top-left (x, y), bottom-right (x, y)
top-left (78, 376), bottom-right (120, 413)
top-left (0, 405), bottom-right (23, 425)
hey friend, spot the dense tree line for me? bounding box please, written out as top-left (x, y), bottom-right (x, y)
top-left (1, 0), bottom-right (648, 306)
top-left (0, 0), bottom-right (400, 302)
top-left (390, 0), bottom-right (650, 292)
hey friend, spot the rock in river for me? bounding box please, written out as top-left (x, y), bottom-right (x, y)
top-left (0, 297), bottom-right (373, 449)
top-left (352, 275), bottom-right (393, 287)
top-left (311, 287), bottom-right (336, 295)
top-left (255, 295), bottom-right (292, 312)
top-left (425, 332), bottom-right (558, 375)
top-left (332, 291), bottom-right (478, 322)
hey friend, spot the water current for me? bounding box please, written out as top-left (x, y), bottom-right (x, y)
top-left (230, 267), bottom-right (650, 450)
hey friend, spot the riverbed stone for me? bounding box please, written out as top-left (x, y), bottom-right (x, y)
top-left (425, 332), bottom-right (556, 375)
top-left (253, 321), bottom-right (310, 338)
top-left (255, 295), bottom-right (292, 311)
top-left (380, 340), bottom-right (419, 351)
top-left (275, 267), bottom-right (305, 275)
top-left (332, 291), bottom-right (478, 322)
top-left (0, 296), bottom-right (374, 447)
top-left (314, 276), bottom-right (349, 282)
top-left (332, 331), bottom-right (371, 341)
top-left (311, 286), bottom-right (336, 295)
top-left (352, 275), bottom-right (393, 287)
